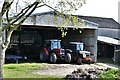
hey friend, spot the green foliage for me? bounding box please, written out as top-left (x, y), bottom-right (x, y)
top-left (99, 68), bottom-right (120, 79)
top-left (51, 14), bottom-right (84, 37)
top-left (55, 0), bottom-right (85, 13)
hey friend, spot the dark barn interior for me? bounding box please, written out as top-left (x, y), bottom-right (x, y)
top-left (6, 25), bottom-right (62, 61)
top-left (97, 42), bottom-right (114, 58)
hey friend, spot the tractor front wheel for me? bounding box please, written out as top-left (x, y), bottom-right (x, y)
top-left (65, 53), bottom-right (71, 63)
top-left (50, 53), bottom-right (57, 63)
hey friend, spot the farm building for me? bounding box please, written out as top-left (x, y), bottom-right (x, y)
top-left (79, 16), bottom-right (120, 63)
top-left (6, 11), bottom-right (120, 63)
top-left (7, 11), bottom-right (98, 62)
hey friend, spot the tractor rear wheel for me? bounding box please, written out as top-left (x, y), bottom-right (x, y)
top-left (77, 57), bottom-right (82, 65)
top-left (40, 52), bottom-right (44, 62)
top-left (65, 53), bottom-right (71, 63)
top-left (50, 53), bottom-right (57, 63)
top-left (40, 50), bottom-right (49, 62)
top-left (40, 50), bottom-right (46, 62)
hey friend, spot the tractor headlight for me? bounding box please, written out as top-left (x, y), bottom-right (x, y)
top-left (83, 53), bottom-right (86, 58)
top-left (60, 49), bottom-right (65, 54)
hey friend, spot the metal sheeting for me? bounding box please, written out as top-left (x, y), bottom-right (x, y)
top-left (98, 36), bottom-right (120, 45)
top-left (21, 11), bottom-right (98, 30)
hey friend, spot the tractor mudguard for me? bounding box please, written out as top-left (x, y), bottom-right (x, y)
top-left (65, 49), bottom-right (72, 53)
top-left (43, 48), bottom-right (49, 55)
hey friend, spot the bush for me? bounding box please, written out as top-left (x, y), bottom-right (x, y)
top-left (99, 68), bottom-right (120, 79)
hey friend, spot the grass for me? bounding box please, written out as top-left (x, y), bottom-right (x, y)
top-left (4, 63), bottom-right (63, 79)
top-left (99, 68), bottom-right (120, 80)
top-left (97, 57), bottom-right (120, 66)
top-left (97, 57), bottom-right (114, 63)
top-left (3, 59), bottom-right (120, 80)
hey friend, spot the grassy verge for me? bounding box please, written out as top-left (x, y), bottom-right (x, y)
top-left (99, 68), bottom-right (120, 80)
top-left (4, 63), bottom-right (63, 79)
top-left (97, 57), bottom-right (120, 66)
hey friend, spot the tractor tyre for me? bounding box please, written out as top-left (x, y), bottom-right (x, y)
top-left (65, 53), bottom-right (71, 63)
top-left (50, 53), bottom-right (57, 63)
top-left (40, 50), bottom-right (48, 62)
top-left (77, 57), bottom-right (82, 65)
top-left (40, 52), bottom-right (44, 62)
top-left (40, 50), bottom-right (45, 62)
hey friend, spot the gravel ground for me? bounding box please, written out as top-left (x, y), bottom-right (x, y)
top-left (96, 63), bottom-right (119, 69)
top-left (33, 63), bottom-right (108, 77)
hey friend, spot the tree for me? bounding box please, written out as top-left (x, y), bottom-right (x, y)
top-left (0, 0), bottom-right (85, 79)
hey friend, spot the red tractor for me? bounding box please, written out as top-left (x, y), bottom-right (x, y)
top-left (40, 39), bottom-right (72, 63)
top-left (68, 42), bottom-right (93, 64)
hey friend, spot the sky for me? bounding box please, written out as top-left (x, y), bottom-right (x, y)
top-left (0, 0), bottom-right (119, 22)
top-left (33, 0), bottom-right (119, 22)
top-left (75, 0), bottom-right (119, 22)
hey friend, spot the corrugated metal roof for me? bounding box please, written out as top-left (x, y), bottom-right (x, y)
top-left (21, 11), bottom-right (98, 29)
top-left (78, 16), bottom-right (120, 29)
top-left (98, 36), bottom-right (120, 45)
top-left (31, 11), bottom-right (99, 26)
top-left (39, 12), bottom-right (119, 29)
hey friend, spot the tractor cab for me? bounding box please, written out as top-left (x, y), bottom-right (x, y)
top-left (70, 42), bottom-right (84, 51)
top-left (44, 40), bottom-right (61, 50)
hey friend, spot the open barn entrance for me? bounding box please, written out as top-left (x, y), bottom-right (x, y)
top-left (97, 42), bottom-right (114, 58)
top-left (97, 36), bottom-right (120, 63)
top-left (6, 25), bottom-right (97, 62)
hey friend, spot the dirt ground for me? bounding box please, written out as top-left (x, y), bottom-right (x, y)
top-left (33, 63), bottom-right (108, 77)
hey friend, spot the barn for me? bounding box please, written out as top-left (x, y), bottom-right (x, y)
top-left (79, 16), bottom-right (120, 63)
top-left (7, 11), bottom-right (98, 62)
